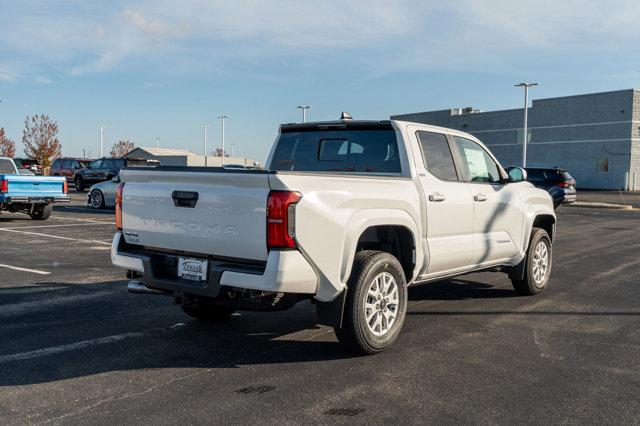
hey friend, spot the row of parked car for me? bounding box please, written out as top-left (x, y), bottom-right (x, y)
top-left (14, 156), bottom-right (577, 211)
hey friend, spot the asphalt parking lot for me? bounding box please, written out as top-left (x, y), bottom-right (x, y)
top-left (1, 195), bottom-right (639, 424)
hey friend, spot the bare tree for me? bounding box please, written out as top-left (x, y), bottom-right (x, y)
top-left (22, 114), bottom-right (61, 167)
top-left (0, 127), bottom-right (16, 157)
top-left (110, 139), bottom-right (135, 157)
top-left (212, 147), bottom-right (229, 157)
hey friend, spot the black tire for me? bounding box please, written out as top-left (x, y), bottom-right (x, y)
top-left (89, 189), bottom-right (105, 209)
top-left (74, 176), bottom-right (85, 192)
top-left (335, 250), bottom-right (408, 355)
top-left (181, 303), bottom-right (235, 322)
top-left (30, 204), bottom-right (52, 220)
top-left (511, 227), bottom-right (552, 295)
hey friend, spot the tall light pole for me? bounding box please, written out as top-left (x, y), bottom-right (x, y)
top-left (514, 82), bottom-right (538, 167)
top-left (99, 125), bottom-right (106, 157)
top-left (297, 105), bottom-right (310, 123)
top-left (155, 137), bottom-right (160, 148)
top-left (218, 115), bottom-right (228, 166)
top-left (203, 124), bottom-right (212, 166)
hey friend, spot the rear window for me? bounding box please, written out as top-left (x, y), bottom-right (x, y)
top-left (271, 130), bottom-right (401, 174)
top-left (126, 159), bottom-right (156, 167)
top-left (559, 170), bottom-right (573, 181)
top-left (0, 159), bottom-right (16, 174)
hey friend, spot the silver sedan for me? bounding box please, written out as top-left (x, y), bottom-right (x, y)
top-left (87, 176), bottom-right (119, 209)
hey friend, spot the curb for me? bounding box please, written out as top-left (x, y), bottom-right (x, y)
top-left (566, 202), bottom-right (634, 210)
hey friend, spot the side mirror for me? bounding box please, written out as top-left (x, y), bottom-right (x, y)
top-left (507, 166), bottom-right (527, 183)
top-left (111, 176), bottom-right (121, 183)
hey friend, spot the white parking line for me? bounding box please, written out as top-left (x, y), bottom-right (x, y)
top-left (0, 323), bottom-right (186, 364)
top-left (0, 223), bottom-right (111, 230)
top-left (0, 228), bottom-right (112, 245)
top-left (0, 290), bottom-right (115, 318)
top-left (0, 332), bottom-right (147, 363)
top-left (53, 216), bottom-right (114, 224)
top-left (0, 263), bottom-right (51, 275)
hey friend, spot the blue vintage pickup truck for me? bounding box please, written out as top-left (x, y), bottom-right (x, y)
top-left (0, 157), bottom-right (70, 220)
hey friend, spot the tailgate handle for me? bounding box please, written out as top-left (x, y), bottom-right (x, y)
top-left (172, 191), bottom-right (199, 208)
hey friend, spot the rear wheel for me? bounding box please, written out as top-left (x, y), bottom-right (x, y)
top-left (30, 204), bottom-right (52, 220)
top-left (335, 250), bottom-right (407, 355)
top-left (181, 303), bottom-right (236, 322)
top-left (74, 176), bottom-right (85, 192)
top-left (511, 227), bottom-right (552, 295)
top-left (89, 190), bottom-right (105, 209)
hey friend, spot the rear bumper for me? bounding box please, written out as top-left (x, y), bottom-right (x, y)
top-left (549, 187), bottom-right (577, 205)
top-left (110, 232), bottom-right (318, 297)
top-left (0, 195), bottom-right (70, 204)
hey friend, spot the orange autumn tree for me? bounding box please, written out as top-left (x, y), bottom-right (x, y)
top-left (0, 127), bottom-right (16, 157)
top-left (22, 114), bottom-right (62, 167)
top-left (110, 139), bottom-right (135, 157)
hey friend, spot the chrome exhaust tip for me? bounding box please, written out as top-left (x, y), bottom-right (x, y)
top-left (127, 280), bottom-right (163, 294)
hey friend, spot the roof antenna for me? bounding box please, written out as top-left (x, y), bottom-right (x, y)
top-left (340, 112), bottom-right (353, 120)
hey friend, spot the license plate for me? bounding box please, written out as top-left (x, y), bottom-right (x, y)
top-left (178, 257), bottom-right (208, 282)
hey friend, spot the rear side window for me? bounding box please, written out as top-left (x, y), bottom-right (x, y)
top-left (416, 131), bottom-right (458, 181)
top-left (271, 130), bottom-right (401, 174)
top-left (526, 169), bottom-right (547, 182)
top-left (0, 159), bottom-right (16, 174)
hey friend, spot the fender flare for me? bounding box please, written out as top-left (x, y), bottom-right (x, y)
top-left (339, 208), bottom-right (422, 285)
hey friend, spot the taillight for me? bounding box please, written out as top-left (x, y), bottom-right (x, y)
top-left (266, 190), bottom-right (302, 249)
top-left (557, 181), bottom-right (570, 188)
top-left (0, 180), bottom-right (7, 193)
top-left (115, 182), bottom-right (125, 230)
top-left (63, 180), bottom-right (68, 194)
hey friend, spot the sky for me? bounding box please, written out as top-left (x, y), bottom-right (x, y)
top-left (0, 0), bottom-right (639, 162)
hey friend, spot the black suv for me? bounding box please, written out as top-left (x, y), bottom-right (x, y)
top-left (525, 167), bottom-right (577, 208)
top-left (73, 157), bottom-right (159, 191)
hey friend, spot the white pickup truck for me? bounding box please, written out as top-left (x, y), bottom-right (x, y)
top-left (111, 117), bottom-right (556, 354)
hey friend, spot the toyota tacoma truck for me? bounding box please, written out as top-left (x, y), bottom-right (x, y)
top-left (111, 117), bottom-right (556, 354)
top-left (0, 157), bottom-right (69, 220)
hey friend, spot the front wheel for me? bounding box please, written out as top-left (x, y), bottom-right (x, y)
top-left (511, 227), bottom-right (552, 295)
top-left (335, 250), bottom-right (408, 355)
top-left (89, 190), bottom-right (105, 209)
top-left (30, 204), bottom-right (52, 220)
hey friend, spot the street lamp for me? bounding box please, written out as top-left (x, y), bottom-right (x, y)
top-left (203, 124), bottom-right (212, 166)
top-left (155, 137), bottom-right (160, 148)
top-left (514, 82), bottom-right (538, 167)
top-left (99, 125), bottom-right (106, 157)
top-left (297, 105), bottom-right (310, 123)
top-left (218, 115), bottom-right (228, 166)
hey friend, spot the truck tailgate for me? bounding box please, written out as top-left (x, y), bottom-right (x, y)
top-left (120, 169), bottom-right (271, 261)
top-left (2, 175), bottom-right (65, 197)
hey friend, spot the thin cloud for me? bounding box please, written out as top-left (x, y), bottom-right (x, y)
top-left (34, 75), bottom-right (53, 84)
top-left (0, 0), bottom-right (638, 79)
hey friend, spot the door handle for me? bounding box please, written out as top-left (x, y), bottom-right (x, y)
top-left (474, 194), bottom-right (487, 202)
top-left (172, 191), bottom-right (199, 208)
top-left (429, 193), bottom-right (446, 202)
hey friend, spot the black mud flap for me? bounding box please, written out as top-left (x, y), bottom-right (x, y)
top-left (508, 257), bottom-right (527, 281)
top-left (315, 289), bottom-right (348, 329)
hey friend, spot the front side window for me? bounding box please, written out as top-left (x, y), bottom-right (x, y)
top-left (453, 136), bottom-right (502, 184)
top-left (90, 159), bottom-right (102, 169)
top-left (416, 131), bottom-right (458, 181)
top-left (271, 129), bottom-right (401, 174)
